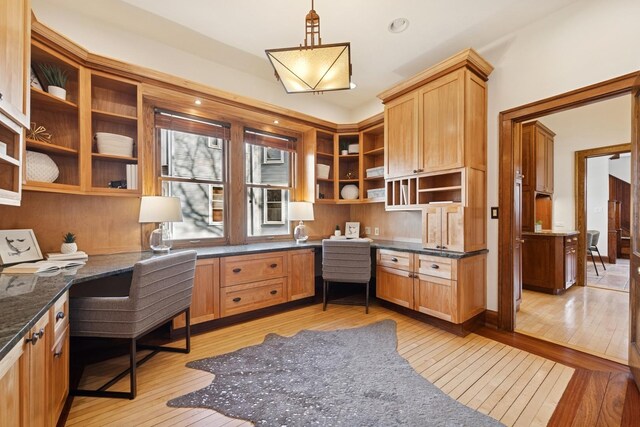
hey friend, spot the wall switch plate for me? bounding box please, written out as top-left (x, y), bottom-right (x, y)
top-left (374, 227), bottom-right (380, 236)
top-left (491, 207), bottom-right (499, 219)
top-left (364, 226), bottom-right (371, 235)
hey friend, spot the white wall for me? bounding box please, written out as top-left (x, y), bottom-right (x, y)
top-left (480, 0), bottom-right (640, 311)
top-left (610, 156), bottom-right (631, 183)
top-left (586, 157), bottom-right (609, 255)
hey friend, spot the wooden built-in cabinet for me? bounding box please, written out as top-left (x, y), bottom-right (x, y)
top-left (376, 249), bottom-right (486, 324)
top-left (521, 121), bottom-right (555, 231)
top-left (0, 291), bottom-right (69, 427)
top-left (173, 249), bottom-right (315, 330)
top-left (522, 233), bottom-right (578, 294)
top-left (384, 92), bottom-right (418, 179)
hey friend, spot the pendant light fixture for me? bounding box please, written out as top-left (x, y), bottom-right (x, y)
top-left (265, 0), bottom-right (352, 94)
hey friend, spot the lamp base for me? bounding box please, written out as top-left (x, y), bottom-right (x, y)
top-left (149, 226), bottom-right (173, 252)
top-left (293, 221), bottom-right (309, 244)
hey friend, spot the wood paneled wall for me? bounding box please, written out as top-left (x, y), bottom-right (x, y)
top-left (350, 203), bottom-right (422, 242)
top-left (306, 204), bottom-right (351, 239)
top-left (0, 192), bottom-right (142, 255)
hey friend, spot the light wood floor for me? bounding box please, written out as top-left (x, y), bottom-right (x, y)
top-left (587, 258), bottom-right (630, 292)
top-left (516, 286), bottom-right (629, 364)
top-left (67, 304), bottom-right (574, 427)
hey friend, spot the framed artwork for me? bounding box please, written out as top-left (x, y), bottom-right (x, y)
top-left (345, 222), bottom-right (360, 239)
top-left (263, 147), bottom-right (284, 164)
top-left (30, 66), bottom-right (43, 90)
top-left (0, 229), bottom-right (43, 265)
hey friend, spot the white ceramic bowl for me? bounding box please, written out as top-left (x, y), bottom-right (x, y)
top-left (95, 132), bottom-right (134, 157)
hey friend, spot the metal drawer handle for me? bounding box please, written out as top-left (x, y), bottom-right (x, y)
top-left (435, 245), bottom-right (441, 249)
top-left (270, 290), bottom-right (278, 295)
top-left (270, 263), bottom-right (278, 268)
top-left (431, 264), bottom-right (440, 269)
top-left (25, 328), bottom-right (44, 346)
top-left (441, 246), bottom-right (447, 250)
top-left (56, 311), bottom-right (65, 321)
top-left (232, 268), bottom-right (242, 273)
top-left (232, 297), bottom-right (242, 303)
top-left (391, 257), bottom-right (398, 262)
top-left (54, 350), bottom-right (63, 359)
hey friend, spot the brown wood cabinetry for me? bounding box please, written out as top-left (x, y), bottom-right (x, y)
top-left (375, 249), bottom-right (486, 324)
top-left (522, 121), bottom-right (555, 231)
top-left (379, 50), bottom-right (492, 181)
top-left (288, 249), bottom-right (315, 301)
top-left (173, 258), bottom-right (220, 329)
top-left (422, 205), bottom-right (464, 252)
top-left (0, 337), bottom-right (27, 426)
top-left (522, 232), bottom-right (578, 294)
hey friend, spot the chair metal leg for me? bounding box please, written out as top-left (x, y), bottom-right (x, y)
top-left (185, 307), bottom-right (191, 354)
top-left (365, 281), bottom-right (370, 314)
top-left (129, 338), bottom-right (137, 399)
top-left (323, 280), bottom-right (328, 311)
top-left (589, 248), bottom-right (599, 276)
top-left (594, 246), bottom-right (606, 270)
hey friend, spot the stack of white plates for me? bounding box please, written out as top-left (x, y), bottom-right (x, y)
top-left (95, 132), bottom-right (134, 157)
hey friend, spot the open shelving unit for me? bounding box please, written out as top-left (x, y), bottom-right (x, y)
top-left (386, 168), bottom-right (465, 210)
top-left (361, 124), bottom-right (385, 203)
top-left (0, 117), bottom-right (23, 205)
top-left (314, 130), bottom-right (335, 203)
top-left (337, 133), bottom-right (360, 202)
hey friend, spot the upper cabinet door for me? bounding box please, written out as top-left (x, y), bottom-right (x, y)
top-left (385, 92), bottom-right (419, 178)
top-left (420, 70), bottom-right (464, 173)
top-left (0, 0), bottom-right (30, 127)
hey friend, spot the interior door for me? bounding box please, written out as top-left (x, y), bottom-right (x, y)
top-left (514, 122), bottom-right (524, 315)
top-left (630, 74), bottom-right (640, 387)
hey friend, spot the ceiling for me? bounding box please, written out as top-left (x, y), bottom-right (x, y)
top-left (34, 0), bottom-right (581, 114)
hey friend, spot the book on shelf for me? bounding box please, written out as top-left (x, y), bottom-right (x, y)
top-left (126, 164), bottom-right (138, 190)
top-left (46, 251), bottom-right (88, 261)
top-left (2, 260), bottom-right (86, 274)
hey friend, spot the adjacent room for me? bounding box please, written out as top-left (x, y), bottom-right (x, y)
top-left (1, 1), bottom-right (640, 426)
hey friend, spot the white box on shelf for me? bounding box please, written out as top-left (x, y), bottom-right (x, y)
top-left (348, 143), bottom-right (359, 154)
top-left (317, 163), bottom-right (330, 180)
top-left (95, 132), bottom-right (134, 157)
top-left (367, 188), bottom-right (385, 199)
top-left (366, 166), bottom-right (384, 178)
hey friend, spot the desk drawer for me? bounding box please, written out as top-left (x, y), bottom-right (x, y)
top-left (51, 292), bottom-right (68, 342)
top-left (415, 255), bottom-right (455, 280)
top-left (377, 249), bottom-right (413, 271)
top-left (221, 253), bottom-right (287, 287)
top-left (220, 278), bottom-right (286, 317)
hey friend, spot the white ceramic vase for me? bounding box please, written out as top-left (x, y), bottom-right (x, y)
top-left (47, 85), bottom-right (67, 100)
top-left (341, 184), bottom-right (359, 200)
top-left (61, 242), bottom-right (77, 254)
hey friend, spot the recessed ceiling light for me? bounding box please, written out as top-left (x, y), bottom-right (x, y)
top-left (388, 18), bottom-right (409, 34)
top-left (273, 120), bottom-right (279, 124)
top-left (350, 82), bottom-right (357, 89)
top-left (194, 99), bottom-right (202, 105)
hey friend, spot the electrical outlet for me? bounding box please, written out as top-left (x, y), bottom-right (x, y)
top-left (364, 226), bottom-right (371, 235)
top-left (374, 227), bottom-right (380, 236)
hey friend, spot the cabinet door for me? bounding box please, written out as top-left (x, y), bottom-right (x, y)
top-left (420, 70), bottom-right (464, 173)
top-left (415, 274), bottom-right (455, 322)
top-left (545, 134), bottom-right (554, 193)
top-left (441, 205), bottom-right (464, 252)
top-left (0, 0), bottom-right (30, 126)
top-left (0, 339), bottom-right (26, 427)
top-left (49, 327), bottom-right (69, 426)
top-left (385, 92), bottom-right (419, 178)
top-left (535, 128), bottom-right (546, 192)
top-left (174, 258), bottom-right (220, 328)
top-left (376, 266), bottom-right (414, 308)
top-left (422, 207), bottom-right (442, 250)
top-left (288, 249), bottom-right (315, 301)
top-left (564, 246), bottom-right (573, 287)
top-left (27, 313), bottom-right (50, 427)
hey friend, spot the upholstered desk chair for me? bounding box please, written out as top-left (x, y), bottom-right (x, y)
top-left (322, 239), bottom-right (371, 313)
top-left (586, 230), bottom-right (606, 276)
top-left (69, 250), bottom-right (197, 399)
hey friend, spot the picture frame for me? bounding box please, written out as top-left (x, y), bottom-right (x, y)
top-left (0, 229), bottom-right (43, 265)
top-left (29, 66), bottom-right (43, 90)
top-left (345, 222), bottom-right (360, 239)
top-left (263, 147), bottom-right (284, 164)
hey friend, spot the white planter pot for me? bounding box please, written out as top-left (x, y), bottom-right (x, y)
top-left (61, 242), bottom-right (77, 254)
top-left (535, 224), bottom-right (542, 232)
top-left (47, 86), bottom-right (67, 100)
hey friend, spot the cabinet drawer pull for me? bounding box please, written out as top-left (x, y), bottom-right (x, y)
top-left (232, 297), bottom-right (242, 303)
top-left (56, 311), bottom-right (65, 322)
top-left (232, 268), bottom-right (242, 273)
top-left (54, 350), bottom-right (63, 359)
top-left (270, 263), bottom-right (278, 269)
top-left (441, 246), bottom-right (447, 250)
top-left (25, 328), bottom-right (44, 346)
top-left (435, 245), bottom-right (441, 249)
top-left (412, 169), bottom-right (418, 174)
top-left (0, 92), bottom-right (3, 100)
top-left (391, 257), bottom-right (398, 262)
top-left (430, 264), bottom-right (440, 269)
top-left (270, 290), bottom-right (278, 295)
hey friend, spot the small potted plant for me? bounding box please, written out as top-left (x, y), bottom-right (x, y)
top-left (38, 63), bottom-right (68, 100)
top-left (334, 225), bottom-right (341, 236)
top-left (535, 220), bottom-right (543, 232)
top-left (61, 232), bottom-right (77, 254)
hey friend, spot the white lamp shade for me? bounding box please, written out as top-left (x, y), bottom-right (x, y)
top-left (288, 201), bottom-right (314, 221)
top-left (139, 196), bottom-right (183, 223)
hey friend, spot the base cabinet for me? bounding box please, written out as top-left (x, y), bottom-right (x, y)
top-left (376, 249), bottom-right (486, 324)
top-left (288, 249), bottom-right (315, 301)
top-left (522, 233), bottom-right (578, 294)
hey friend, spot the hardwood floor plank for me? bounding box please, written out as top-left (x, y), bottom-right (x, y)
top-left (596, 372), bottom-right (630, 426)
top-left (570, 371), bottom-right (610, 426)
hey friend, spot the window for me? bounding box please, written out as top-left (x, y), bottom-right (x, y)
top-left (244, 128), bottom-right (296, 237)
top-left (156, 110), bottom-right (230, 242)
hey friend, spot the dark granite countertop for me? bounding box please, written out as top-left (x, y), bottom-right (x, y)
top-left (0, 239), bottom-right (487, 360)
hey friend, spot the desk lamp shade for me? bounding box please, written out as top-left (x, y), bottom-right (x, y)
top-left (288, 201), bottom-right (314, 243)
top-left (139, 196), bottom-right (183, 252)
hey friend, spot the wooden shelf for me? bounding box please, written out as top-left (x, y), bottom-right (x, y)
top-left (316, 151), bottom-right (333, 158)
top-left (364, 147), bottom-right (384, 156)
top-left (92, 109), bottom-right (137, 125)
top-left (339, 153), bottom-right (359, 158)
top-left (89, 187), bottom-right (140, 197)
top-left (23, 182), bottom-right (82, 194)
top-left (339, 179), bottom-right (359, 183)
top-left (0, 152), bottom-right (19, 167)
top-left (92, 153), bottom-right (138, 163)
top-left (315, 199), bottom-right (337, 204)
top-left (418, 186), bottom-right (462, 193)
top-left (30, 87), bottom-right (78, 113)
top-left (26, 138), bottom-right (78, 156)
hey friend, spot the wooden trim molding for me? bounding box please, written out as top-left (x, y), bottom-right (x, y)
top-left (484, 309), bottom-right (498, 329)
top-left (498, 72), bottom-right (640, 331)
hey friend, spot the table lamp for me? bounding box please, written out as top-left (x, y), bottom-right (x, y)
top-left (288, 201), bottom-right (314, 244)
top-left (138, 196), bottom-right (183, 252)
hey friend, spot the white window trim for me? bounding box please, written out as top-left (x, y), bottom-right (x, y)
top-left (262, 188), bottom-right (286, 224)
